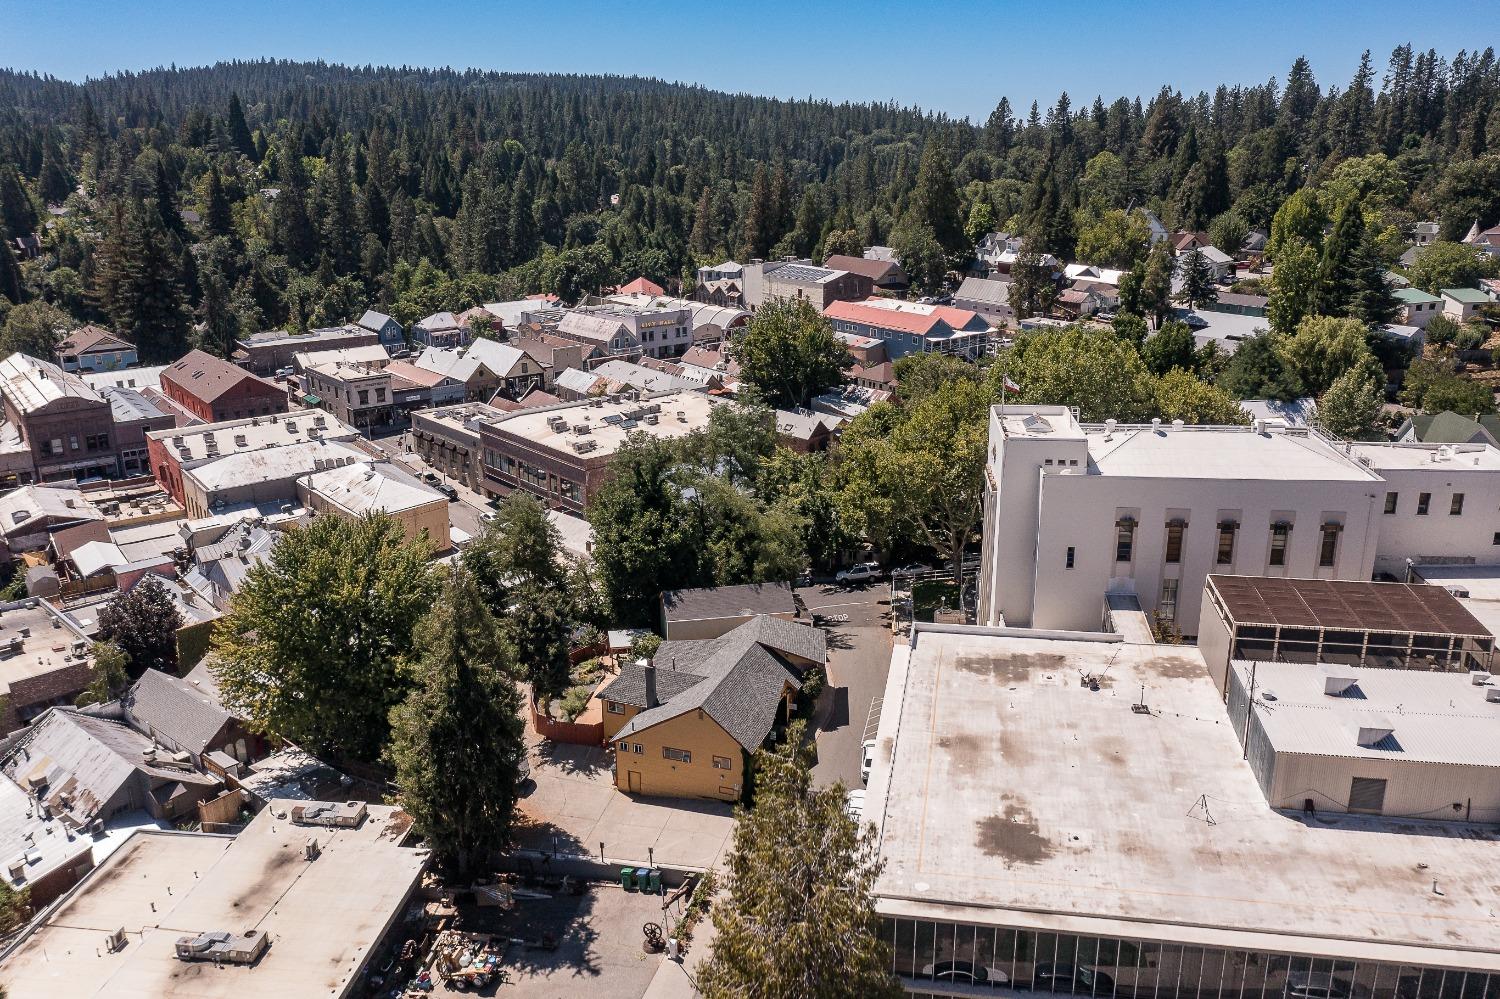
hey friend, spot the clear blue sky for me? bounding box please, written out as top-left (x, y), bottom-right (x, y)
top-left (0, 0), bottom-right (1484, 122)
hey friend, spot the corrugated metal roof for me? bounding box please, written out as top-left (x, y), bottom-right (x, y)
top-left (1211, 575), bottom-right (1490, 637)
top-left (1235, 660), bottom-right (1500, 766)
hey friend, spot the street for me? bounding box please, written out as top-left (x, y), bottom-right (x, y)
top-left (799, 581), bottom-right (895, 790)
top-left (365, 428), bottom-right (491, 540)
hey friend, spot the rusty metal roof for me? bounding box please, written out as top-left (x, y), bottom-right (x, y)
top-left (1209, 574), bottom-right (1491, 637)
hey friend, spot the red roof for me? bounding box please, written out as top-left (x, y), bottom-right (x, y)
top-left (823, 299), bottom-right (982, 337)
top-left (615, 277), bottom-right (665, 297)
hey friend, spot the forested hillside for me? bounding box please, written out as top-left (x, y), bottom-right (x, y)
top-left (0, 51), bottom-right (1497, 361)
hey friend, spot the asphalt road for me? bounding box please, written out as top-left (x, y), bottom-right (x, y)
top-left (366, 430), bottom-right (490, 540)
top-left (801, 581), bottom-right (895, 790)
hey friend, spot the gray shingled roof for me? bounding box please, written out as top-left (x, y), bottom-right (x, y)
top-left (610, 617), bottom-right (825, 750)
top-left (121, 669), bottom-right (234, 756)
top-left (596, 663), bottom-right (704, 708)
top-left (661, 581), bottom-right (795, 623)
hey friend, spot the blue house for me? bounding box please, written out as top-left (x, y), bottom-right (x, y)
top-left (55, 325), bottom-right (138, 372)
top-left (356, 310), bottom-right (407, 352)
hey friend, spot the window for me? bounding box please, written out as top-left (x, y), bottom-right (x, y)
top-left (1065, 546), bottom-right (1075, 569)
top-left (68, 434), bottom-right (79, 451)
top-left (1494, 532), bottom-right (1500, 546)
top-left (663, 747), bottom-right (692, 763)
top-left (633, 743), bottom-right (643, 754)
top-left (1164, 520), bottom-right (1185, 564)
top-left (1318, 524), bottom-right (1341, 567)
top-left (1417, 492), bottom-right (1431, 515)
top-left (1158, 579), bottom-right (1179, 624)
top-left (607, 702), bottom-right (624, 714)
top-left (1383, 491), bottom-right (1398, 514)
top-left (1269, 523), bottom-right (1290, 566)
top-left (1451, 493), bottom-right (1465, 516)
top-left (1216, 521), bottom-right (1237, 565)
top-left (357, 389), bottom-right (369, 406)
top-left (1114, 520), bottom-right (1135, 562)
top-left (375, 388), bottom-right (386, 403)
top-left (712, 756), bottom-right (732, 770)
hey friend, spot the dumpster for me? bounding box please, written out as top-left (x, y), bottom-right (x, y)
top-left (621, 867), bottom-right (636, 891)
top-left (635, 868), bottom-right (652, 894)
top-left (647, 869), bottom-right (662, 894)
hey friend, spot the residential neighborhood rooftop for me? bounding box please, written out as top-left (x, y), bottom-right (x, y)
top-left (661, 581), bottom-right (796, 623)
top-left (869, 628), bottom-right (1500, 967)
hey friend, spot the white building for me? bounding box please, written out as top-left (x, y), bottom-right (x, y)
top-left (978, 406), bottom-right (1385, 635)
top-left (979, 408), bottom-right (1500, 638)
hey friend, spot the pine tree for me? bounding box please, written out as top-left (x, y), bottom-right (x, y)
top-left (37, 130), bottom-right (72, 205)
top-left (1314, 199), bottom-right (1366, 317)
top-left (1346, 233), bottom-right (1399, 327)
top-left (1176, 249), bottom-right (1218, 309)
top-left (317, 141), bottom-right (359, 273)
top-left (271, 143), bottom-right (318, 268)
top-left (226, 93), bottom-right (256, 160)
top-left (1009, 241), bottom-right (1057, 319)
top-left (387, 566), bottom-right (527, 881)
top-left (698, 721), bottom-right (901, 999)
top-left (203, 164), bottom-right (234, 237)
top-left (909, 140), bottom-right (964, 258)
top-left (743, 163), bottom-right (775, 259)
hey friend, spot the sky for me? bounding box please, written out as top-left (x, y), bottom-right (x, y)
top-left (0, 0), bottom-right (1485, 122)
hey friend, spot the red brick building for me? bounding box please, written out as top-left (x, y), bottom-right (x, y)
top-left (159, 350), bottom-right (288, 424)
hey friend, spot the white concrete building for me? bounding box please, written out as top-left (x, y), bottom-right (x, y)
top-left (978, 406), bottom-right (1384, 635)
top-left (1352, 441), bottom-right (1500, 577)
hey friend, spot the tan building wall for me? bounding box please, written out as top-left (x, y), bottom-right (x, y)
top-left (299, 485), bottom-right (450, 553)
top-left (600, 699), bottom-right (642, 740)
top-left (1268, 752), bottom-right (1500, 823)
top-left (611, 711), bottom-right (747, 801)
top-left (664, 610), bottom-right (796, 642)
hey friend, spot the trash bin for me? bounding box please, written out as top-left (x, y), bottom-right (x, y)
top-left (621, 867), bottom-right (636, 891)
top-left (635, 868), bottom-right (652, 893)
top-left (647, 869), bottom-right (662, 894)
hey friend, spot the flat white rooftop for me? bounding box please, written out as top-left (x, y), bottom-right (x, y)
top-left (1232, 659), bottom-right (1500, 766)
top-left (868, 628), bottom-right (1500, 968)
top-left (1087, 424), bottom-right (1380, 481)
top-left (1349, 441), bottom-right (1500, 471)
top-left (488, 390), bottom-right (718, 459)
top-left (0, 800), bottom-right (424, 998)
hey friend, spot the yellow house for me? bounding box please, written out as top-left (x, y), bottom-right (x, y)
top-left (598, 616), bottom-right (826, 801)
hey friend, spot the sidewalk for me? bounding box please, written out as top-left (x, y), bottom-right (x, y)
top-left (641, 910), bottom-right (715, 999)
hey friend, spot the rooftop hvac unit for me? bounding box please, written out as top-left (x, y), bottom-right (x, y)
top-left (572, 424), bottom-right (592, 435)
top-left (1446, 585), bottom-right (1471, 598)
top-left (174, 929), bottom-right (268, 965)
top-left (643, 414), bottom-right (659, 425)
top-left (304, 837), bottom-right (320, 861)
top-left (290, 800), bottom-right (367, 829)
top-left (1487, 688), bottom-right (1500, 703)
top-left (286, 421), bottom-right (298, 434)
top-left (104, 927), bottom-right (127, 953)
top-left (234, 435), bottom-right (248, 447)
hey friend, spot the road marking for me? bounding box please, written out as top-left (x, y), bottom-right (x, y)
top-left (804, 598), bottom-right (883, 612)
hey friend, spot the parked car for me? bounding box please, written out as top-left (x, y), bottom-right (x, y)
top-left (921, 960), bottom-right (1010, 987)
top-left (1033, 963), bottom-right (1116, 995)
top-left (836, 562), bottom-right (883, 585)
top-left (846, 788), bottom-right (866, 822)
top-left (436, 483), bottom-right (459, 501)
top-left (861, 739), bottom-right (876, 783)
top-left (890, 563), bottom-right (934, 579)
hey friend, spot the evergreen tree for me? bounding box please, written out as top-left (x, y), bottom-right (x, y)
top-left (37, 130), bottom-right (72, 205)
top-left (1313, 199), bottom-right (1366, 317)
top-left (101, 201), bottom-right (191, 362)
top-left (909, 140), bottom-right (964, 258)
top-left (1009, 241), bottom-right (1057, 319)
top-left (226, 93), bottom-right (256, 160)
top-left (317, 141), bottom-right (360, 273)
top-left (387, 566), bottom-right (527, 881)
top-left (202, 164), bottom-right (234, 237)
top-left (1176, 249), bottom-right (1218, 309)
top-left (1346, 233), bottom-right (1398, 327)
top-left (1139, 241), bottom-right (1176, 326)
top-left (698, 722), bottom-right (901, 999)
top-left (271, 142), bottom-right (318, 268)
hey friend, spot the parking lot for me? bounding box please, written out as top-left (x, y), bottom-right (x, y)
top-left (516, 735), bottom-right (736, 872)
top-left (800, 581), bottom-right (895, 790)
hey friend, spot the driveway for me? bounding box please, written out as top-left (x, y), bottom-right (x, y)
top-left (517, 735), bottom-right (735, 872)
top-left (800, 582), bottom-right (895, 789)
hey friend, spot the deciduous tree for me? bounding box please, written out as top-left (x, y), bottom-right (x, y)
top-left (733, 298), bottom-right (850, 408)
top-left (98, 576), bottom-right (182, 675)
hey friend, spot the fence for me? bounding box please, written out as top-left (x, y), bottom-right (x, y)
top-left (530, 699), bottom-right (604, 746)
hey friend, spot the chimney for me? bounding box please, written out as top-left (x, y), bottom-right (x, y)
top-left (643, 662), bottom-right (658, 709)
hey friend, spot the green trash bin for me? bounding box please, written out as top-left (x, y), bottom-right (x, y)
top-left (647, 869), bottom-right (662, 894)
top-left (621, 867), bottom-right (636, 891)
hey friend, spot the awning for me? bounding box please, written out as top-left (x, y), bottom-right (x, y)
top-left (302, 393), bottom-right (321, 405)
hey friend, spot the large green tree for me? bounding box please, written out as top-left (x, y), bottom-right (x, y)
top-left (98, 576), bottom-right (183, 676)
top-left (388, 566), bottom-right (527, 881)
top-left (698, 722), bottom-right (901, 999)
top-left (838, 378), bottom-right (990, 585)
top-left (212, 515), bottom-right (437, 761)
top-left (0, 301), bottom-right (72, 359)
top-left (1277, 315), bottom-right (1375, 396)
top-left (1007, 324), bottom-right (1156, 422)
top-left (733, 299), bottom-right (850, 408)
top-left (1406, 241), bottom-right (1500, 296)
top-left (462, 493), bottom-right (578, 701)
top-left (1316, 359), bottom-right (1386, 439)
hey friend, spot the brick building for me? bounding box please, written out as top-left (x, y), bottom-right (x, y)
top-left (160, 350), bottom-right (288, 424)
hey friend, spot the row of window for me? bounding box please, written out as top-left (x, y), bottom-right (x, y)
top-left (1107, 520), bottom-right (1341, 570)
top-left (40, 432), bottom-right (110, 457)
top-left (617, 742), bottom-right (733, 770)
top-left (885, 917), bottom-right (1494, 999)
top-left (1385, 490), bottom-right (1464, 516)
top-left (483, 451), bottom-right (583, 503)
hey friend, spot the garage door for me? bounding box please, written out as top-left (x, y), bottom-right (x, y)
top-left (1348, 777), bottom-right (1387, 814)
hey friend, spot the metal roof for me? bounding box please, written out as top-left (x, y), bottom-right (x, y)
top-left (1210, 575), bottom-right (1491, 637)
top-left (661, 582), bottom-right (796, 623)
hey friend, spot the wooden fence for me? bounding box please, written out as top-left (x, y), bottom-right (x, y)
top-left (530, 699), bottom-right (604, 746)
